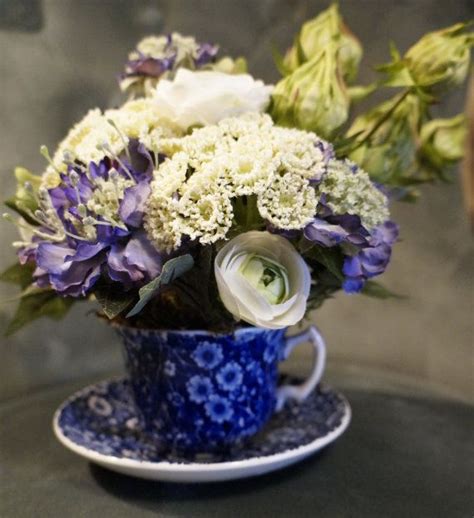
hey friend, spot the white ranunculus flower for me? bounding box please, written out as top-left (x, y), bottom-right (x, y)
top-left (215, 231), bottom-right (311, 329)
top-left (152, 69), bottom-right (273, 129)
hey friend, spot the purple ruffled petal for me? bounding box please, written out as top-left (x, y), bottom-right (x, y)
top-left (106, 231), bottom-right (162, 289)
top-left (123, 231), bottom-right (162, 280)
top-left (107, 244), bottom-right (144, 287)
top-left (36, 243), bottom-right (75, 275)
top-left (66, 242), bottom-right (107, 262)
top-left (35, 241), bottom-right (105, 297)
top-left (304, 218), bottom-right (348, 247)
top-left (342, 277), bottom-right (365, 293)
top-left (119, 181), bottom-right (151, 228)
top-left (343, 256), bottom-right (364, 277)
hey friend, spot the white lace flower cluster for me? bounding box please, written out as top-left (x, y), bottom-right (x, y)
top-left (317, 159), bottom-right (389, 228)
top-left (42, 99), bottom-right (181, 183)
top-left (144, 113), bottom-right (331, 252)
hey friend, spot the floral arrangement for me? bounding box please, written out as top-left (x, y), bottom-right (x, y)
top-left (2, 6), bottom-right (472, 335)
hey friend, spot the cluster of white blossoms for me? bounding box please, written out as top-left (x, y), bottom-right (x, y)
top-left (144, 112), bottom-right (332, 252)
top-left (316, 159), bottom-right (389, 229)
top-left (42, 99), bottom-right (181, 185)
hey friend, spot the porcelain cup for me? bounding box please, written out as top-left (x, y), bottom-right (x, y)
top-left (116, 325), bottom-right (326, 453)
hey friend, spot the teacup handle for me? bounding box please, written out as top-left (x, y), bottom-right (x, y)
top-left (275, 325), bottom-right (327, 412)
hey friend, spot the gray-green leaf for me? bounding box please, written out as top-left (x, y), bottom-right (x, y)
top-left (307, 246), bottom-right (344, 281)
top-left (126, 254), bottom-right (194, 318)
top-left (0, 262), bottom-right (35, 290)
top-left (362, 281), bottom-right (405, 299)
top-left (94, 284), bottom-right (136, 319)
top-left (4, 289), bottom-right (75, 336)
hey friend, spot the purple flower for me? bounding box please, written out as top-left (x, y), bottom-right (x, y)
top-left (342, 221), bottom-right (399, 293)
top-left (107, 231), bottom-right (162, 289)
top-left (119, 181), bottom-right (151, 228)
top-left (304, 218), bottom-right (348, 247)
top-left (124, 54), bottom-right (176, 79)
top-left (36, 242), bottom-right (105, 297)
top-left (195, 42), bottom-right (219, 66)
top-left (120, 34), bottom-right (219, 86)
top-left (304, 213), bottom-right (370, 248)
top-left (303, 195), bottom-right (399, 294)
top-left (23, 144), bottom-right (162, 298)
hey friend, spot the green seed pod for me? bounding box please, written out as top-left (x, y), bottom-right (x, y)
top-left (284, 4), bottom-right (362, 83)
top-left (347, 93), bottom-right (423, 185)
top-left (271, 43), bottom-right (350, 138)
top-left (420, 114), bottom-right (467, 168)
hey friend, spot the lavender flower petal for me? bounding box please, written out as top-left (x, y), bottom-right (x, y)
top-left (119, 181), bottom-right (151, 228)
top-left (304, 218), bottom-right (348, 247)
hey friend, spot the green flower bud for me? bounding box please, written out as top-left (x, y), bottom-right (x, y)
top-left (284, 4), bottom-right (362, 83)
top-left (271, 43), bottom-right (350, 138)
top-left (212, 56), bottom-right (248, 74)
top-left (381, 23), bottom-right (473, 92)
top-left (420, 114), bottom-right (467, 168)
top-left (13, 167), bottom-right (42, 212)
top-left (347, 93), bottom-right (422, 185)
top-left (406, 23), bottom-right (473, 90)
top-left (239, 253), bottom-right (289, 305)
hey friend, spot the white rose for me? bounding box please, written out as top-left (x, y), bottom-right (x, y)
top-left (215, 231), bottom-right (311, 329)
top-left (152, 69), bottom-right (273, 129)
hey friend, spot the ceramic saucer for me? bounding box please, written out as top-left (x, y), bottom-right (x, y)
top-left (53, 377), bottom-right (351, 482)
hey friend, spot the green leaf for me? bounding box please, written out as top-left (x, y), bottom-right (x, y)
top-left (4, 198), bottom-right (38, 225)
top-left (4, 290), bottom-right (75, 336)
top-left (126, 254), bottom-right (194, 318)
top-left (94, 283), bottom-right (136, 319)
top-left (347, 83), bottom-right (378, 103)
top-left (307, 246), bottom-right (344, 281)
top-left (0, 263), bottom-right (35, 290)
top-left (361, 281), bottom-right (405, 299)
top-left (271, 44), bottom-right (291, 76)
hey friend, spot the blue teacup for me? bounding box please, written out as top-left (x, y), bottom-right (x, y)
top-left (116, 325), bottom-right (326, 454)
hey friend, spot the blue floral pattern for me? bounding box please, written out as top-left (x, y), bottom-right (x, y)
top-left (115, 326), bottom-right (288, 453)
top-left (192, 342), bottom-right (224, 369)
top-left (57, 377), bottom-right (348, 463)
top-left (216, 362), bottom-right (243, 392)
top-left (187, 375), bottom-right (214, 404)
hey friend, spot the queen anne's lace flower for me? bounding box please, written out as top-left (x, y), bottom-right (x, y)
top-left (257, 172), bottom-right (318, 229)
top-left (49, 109), bottom-right (123, 172)
top-left (317, 159), bottom-right (389, 229)
top-left (145, 113), bottom-right (333, 251)
top-left (178, 184), bottom-right (234, 245)
top-left (105, 98), bottom-right (180, 140)
top-left (46, 101), bottom-right (181, 179)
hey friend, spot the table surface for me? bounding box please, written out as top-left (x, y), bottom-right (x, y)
top-left (1, 369), bottom-right (473, 518)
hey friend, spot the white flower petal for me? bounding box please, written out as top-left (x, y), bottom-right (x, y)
top-left (152, 69), bottom-right (273, 130)
top-left (214, 231), bottom-right (310, 329)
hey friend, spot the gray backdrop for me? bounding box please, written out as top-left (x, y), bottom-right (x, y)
top-left (0, 0), bottom-right (472, 402)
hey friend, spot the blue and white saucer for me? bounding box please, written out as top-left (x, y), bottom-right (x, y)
top-left (53, 377), bottom-right (351, 482)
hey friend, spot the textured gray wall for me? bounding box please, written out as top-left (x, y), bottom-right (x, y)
top-left (0, 0), bottom-right (472, 401)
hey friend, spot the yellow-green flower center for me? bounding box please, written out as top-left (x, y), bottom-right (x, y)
top-left (239, 253), bottom-right (289, 305)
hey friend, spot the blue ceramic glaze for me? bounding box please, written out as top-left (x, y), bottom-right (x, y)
top-left (57, 377), bottom-right (347, 463)
top-left (115, 326), bottom-right (287, 453)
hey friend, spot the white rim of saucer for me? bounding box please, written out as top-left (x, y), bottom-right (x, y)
top-left (52, 377), bottom-right (351, 474)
